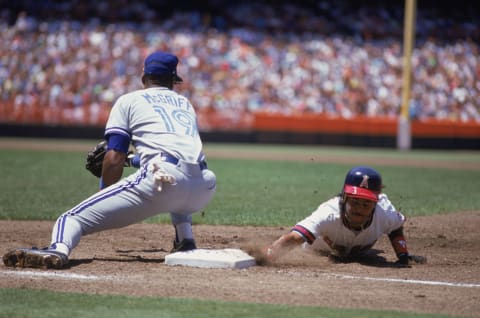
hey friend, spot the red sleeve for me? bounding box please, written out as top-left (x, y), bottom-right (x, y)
top-left (291, 225), bottom-right (315, 244)
top-left (388, 227), bottom-right (408, 257)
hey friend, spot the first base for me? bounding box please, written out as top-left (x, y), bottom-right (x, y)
top-left (164, 248), bottom-right (256, 269)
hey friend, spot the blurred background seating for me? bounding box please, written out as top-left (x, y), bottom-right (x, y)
top-left (0, 0), bottom-right (479, 129)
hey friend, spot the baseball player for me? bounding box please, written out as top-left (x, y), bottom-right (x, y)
top-left (260, 166), bottom-right (426, 266)
top-left (3, 51), bottom-right (217, 269)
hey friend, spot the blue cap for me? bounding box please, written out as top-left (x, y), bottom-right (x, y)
top-left (143, 51), bottom-right (183, 83)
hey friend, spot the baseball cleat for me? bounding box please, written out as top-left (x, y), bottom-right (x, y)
top-left (3, 248), bottom-right (68, 269)
top-left (171, 239), bottom-right (197, 253)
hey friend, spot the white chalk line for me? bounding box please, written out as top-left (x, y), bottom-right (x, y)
top-left (325, 273), bottom-right (480, 288)
top-left (1, 269), bottom-right (479, 288)
top-left (0, 269), bottom-right (115, 281)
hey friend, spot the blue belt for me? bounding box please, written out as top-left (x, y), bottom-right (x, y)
top-left (161, 153), bottom-right (208, 170)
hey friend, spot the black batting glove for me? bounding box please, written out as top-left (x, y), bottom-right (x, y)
top-left (396, 253), bottom-right (427, 266)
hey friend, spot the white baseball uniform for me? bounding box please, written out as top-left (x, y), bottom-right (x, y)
top-left (292, 194), bottom-right (405, 257)
top-left (50, 86), bottom-right (216, 254)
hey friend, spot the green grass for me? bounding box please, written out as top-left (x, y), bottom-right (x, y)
top-left (0, 150), bottom-right (100, 219)
top-left (0, 288), bottom-right (467, 318)
top-left (1, 144), bottom-right (479, 225)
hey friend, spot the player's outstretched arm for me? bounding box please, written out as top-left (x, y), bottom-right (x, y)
top-left (389, 227), bottom-right (427, 266)
top-left (254, 232), bottom-right (305, 265)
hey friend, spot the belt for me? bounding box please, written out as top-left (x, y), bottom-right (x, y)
top-left (161, 153), bottom-right (207, 170)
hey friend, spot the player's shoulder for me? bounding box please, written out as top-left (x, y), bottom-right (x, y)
top-left (375, 193), bottom-right (405, 218)
top-left (169, 90), bottom-right (193, 105)
top-left (123, 89), bottom-right (148, 99)
top-left (312, 196), bottom-right (341, 218)
top-left (376, 193), bottom-right (394, 210)
top-left (316, 196), bottom-right (339, 209)
top-left (114, 89), bottom-right (145, 104)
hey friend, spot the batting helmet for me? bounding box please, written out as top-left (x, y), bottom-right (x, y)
top-left (342, 166), bottom-right (382, 202)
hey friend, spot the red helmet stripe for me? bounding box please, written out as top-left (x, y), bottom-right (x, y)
top-left (344, 185), bottom-right (379, 202)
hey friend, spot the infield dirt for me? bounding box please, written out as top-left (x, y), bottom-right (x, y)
top-left (1, 212), bottom-right (480, 317)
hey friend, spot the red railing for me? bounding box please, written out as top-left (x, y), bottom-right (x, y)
top-left (1, 102), bottom-right (479, 138)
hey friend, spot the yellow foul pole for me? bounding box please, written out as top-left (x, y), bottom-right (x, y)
top-left (397, 0), bottom-right (416, 150)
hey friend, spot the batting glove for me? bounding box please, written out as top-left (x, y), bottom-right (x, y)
top-left (396, 253), bottom-right (427, 266)
top-left (152, 162), bottom-right (176, 191)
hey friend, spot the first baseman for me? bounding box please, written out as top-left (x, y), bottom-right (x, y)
top-left (3, 51), bottom-right (217, 269)
top-left (260, 166), bottom-right (426, 266)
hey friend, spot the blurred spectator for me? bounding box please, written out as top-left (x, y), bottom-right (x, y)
top-left (0, 0), bottom-right (479, 129)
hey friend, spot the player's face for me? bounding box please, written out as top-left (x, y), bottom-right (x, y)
top-left (344, 197), bottom-right (376, 229)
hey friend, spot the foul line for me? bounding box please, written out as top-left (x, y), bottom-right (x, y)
top-left (0, 269), bottom-right (115, 281)
top-left (326, 273), bottom-right (480, 288)
top-left (2, 269), bottom-right (480, 288)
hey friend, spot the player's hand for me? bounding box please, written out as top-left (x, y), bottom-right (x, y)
top-left (245, 245), bottom-right (275, 266)
top-left (396, 253), bottom-right (427, 267)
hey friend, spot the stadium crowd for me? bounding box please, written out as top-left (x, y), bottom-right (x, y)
top-left (0, 0), bottom-right (479, 128)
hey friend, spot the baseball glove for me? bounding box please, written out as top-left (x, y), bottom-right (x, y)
top-left (85, 140), bottom-right (107, 178)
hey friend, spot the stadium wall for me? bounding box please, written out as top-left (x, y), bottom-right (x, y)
top-left (0, 113), bottom-right (478, 150)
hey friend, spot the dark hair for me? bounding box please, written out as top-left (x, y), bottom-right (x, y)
top-left (142, 74), bottom-right (174, 89)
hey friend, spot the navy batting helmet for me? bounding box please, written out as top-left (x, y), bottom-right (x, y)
top-left (342, 166), bottom-right (382, 202)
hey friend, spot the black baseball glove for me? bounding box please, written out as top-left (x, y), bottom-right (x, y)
top-left (85, 140), bottom-right (137, 178)
top-left (85, 140), bottom-right (107, 178)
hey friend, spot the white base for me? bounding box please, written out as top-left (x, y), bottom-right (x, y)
top-left (164, 248), bottom-right (256, 269)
